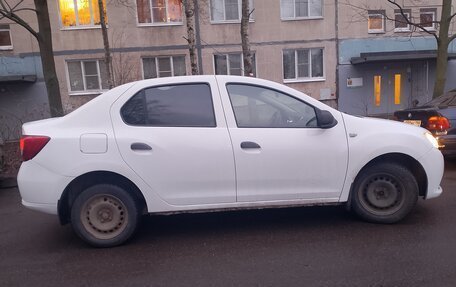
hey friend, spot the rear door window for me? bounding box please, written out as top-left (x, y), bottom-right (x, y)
top-left (121, 83), bottom-right (216, 127)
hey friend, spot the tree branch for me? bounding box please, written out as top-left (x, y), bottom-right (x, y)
top-left (0, 0), bottom-right (39, 39)
top-left (0, 10), bottom-right (38, 39)
top-left (386, 0), bottom-right (438, 41)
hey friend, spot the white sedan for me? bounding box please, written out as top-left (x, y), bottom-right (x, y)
top-left (18, 75), bottom-right (444, 247)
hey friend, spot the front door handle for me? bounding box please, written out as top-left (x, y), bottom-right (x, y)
top-left (240, 141), bottom-right (261, 149)
top-left (131, 142), bottom-right (152, 151)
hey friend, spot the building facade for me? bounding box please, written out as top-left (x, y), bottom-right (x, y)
top-left (0, 0), bottom-right (338, 140)
top-left (337, 0), bottom-right (456, 117)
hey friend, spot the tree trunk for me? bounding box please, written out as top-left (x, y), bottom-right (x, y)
top-left (433, 0), bottom-right (452, 98)
top-left (34, 0), bottom-right (64, 117)
top-left (241, 0), bottom-right (253, 76)
top-left (98, 0), bottom-right (113, 88)
top-left (183, 0), bottom-right (198, 75)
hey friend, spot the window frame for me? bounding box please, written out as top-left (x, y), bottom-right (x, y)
top-left (136, 0), bottom-right (183, 26)
top-left (282, 48), bottom-right (325, 83)
top-left (367, 11), bottom-right (385, 34)
top-left (280, 0), bottom-right (323, 21)
top-left (394, 10), bottom-right (411, 32)
top-left (0, 25), bottom-right (13, 50)
top-left (141, 55), bottom-right (187, 79)
top-left (226, 82), bottom-right (319, 129)
top-left (57, 0), bottom-right (105, 30)
top-left (65, 59), bottom-right (108, 95)
top-left (209, 0), bottom-right (254, 24)
top-left (213, 52), bottom-right (257, 77)
top-left (420, 9), bottom-right (437, 31)
top-left (120, 82), bottom-right (217, 128)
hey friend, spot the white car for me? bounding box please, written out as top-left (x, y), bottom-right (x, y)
top-left (18, 76), bottom-right (444, 247)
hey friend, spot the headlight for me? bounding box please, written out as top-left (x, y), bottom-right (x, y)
top-left (424, 132), bottom-right (439, 149)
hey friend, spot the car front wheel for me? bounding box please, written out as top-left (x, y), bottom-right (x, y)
top-left (351, 162), bottom-right (418, 224)
top-left (71, 184), bottom-right (140, 247)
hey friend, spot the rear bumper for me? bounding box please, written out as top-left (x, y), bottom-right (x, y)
top-left (419, 147), bottom-right (444, 199)
top-left (437, 134), bottom-right (456, 156)
top-left (18, 160), bottom-right (73, 215)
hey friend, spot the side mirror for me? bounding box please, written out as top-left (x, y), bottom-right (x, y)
top-left (316, 109), bottom-right (338, 129)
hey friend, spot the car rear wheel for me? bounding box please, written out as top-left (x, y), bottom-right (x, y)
top-left (71, 184), bottom-right (140, 247)
top-left (351, 162), bottom-right (418, 223)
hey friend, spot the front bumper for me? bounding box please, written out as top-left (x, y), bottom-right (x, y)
top-left (419, 147), bottom-right (444, 199)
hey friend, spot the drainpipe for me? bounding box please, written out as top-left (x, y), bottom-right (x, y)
top-left (335, 0), bottom-right (340, 109)
top-left (194, 0), bottom-right (203, 74)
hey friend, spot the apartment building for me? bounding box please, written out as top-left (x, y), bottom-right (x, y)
top-left (0, 0), bottom-right (337, 137)
top-left (337, 0), bottom-right (456, 117)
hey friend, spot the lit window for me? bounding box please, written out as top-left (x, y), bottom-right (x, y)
top-left (280, 0), bottom-right (322, 20)
top-left (420, 9), bottom-right (436, 31)
top-left (0, 25), bottom-right (12, 50)
top-left (368, 11), bottom-right (385, 33)
top-left (142, 56), bottom-right (186, 79)
top-left (214, 53), bottom-right (256, 76)
top-left (394, 9), bottom-right (411, 32)
top-left (283, 48), bottom-right (323, 81)
top-left (136, 0), bottom-right (183, 24)
top-left (59, 0), bottom-right (106, 27)
top-left (394, 74), bottom-right (401, 105)
top-left (67, 60), bottom-right (109, 93)
top-left (374, 75), bottom-right (381, 107)
top-left (210, 0), bottom-right (254, 22)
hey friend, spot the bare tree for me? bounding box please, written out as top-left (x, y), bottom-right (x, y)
top-left (183, 0), bottom-right (199, 75)
top-left (111, 30), bottom-right (139, 86)
top-left (344, 0), bottom-right (456, 99)
top-left (240, 0), bottom-right (253, 76)
top-left (0, 0), bottom-right (64, 117)
top-left (97, 0), bottom-right (114, 89)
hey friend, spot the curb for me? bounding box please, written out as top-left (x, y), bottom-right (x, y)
top-left (0, 177), bottom-right (18, 189)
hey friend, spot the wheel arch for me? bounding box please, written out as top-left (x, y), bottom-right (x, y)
top-left (352, 153), bottom-right (427, 199)
top-left (58, 170), bottom-right (148, 225)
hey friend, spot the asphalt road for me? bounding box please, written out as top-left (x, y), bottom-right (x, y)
top-left (1, 162), bottom-right (456, 287)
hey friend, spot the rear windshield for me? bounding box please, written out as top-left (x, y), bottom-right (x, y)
top-left (421, 91), bottom-right (456, 107)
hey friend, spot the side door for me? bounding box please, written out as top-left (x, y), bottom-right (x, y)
top-left (217, 79), bottom-right (348, 202)
top-left (111, 78), bottom-right (236, 206)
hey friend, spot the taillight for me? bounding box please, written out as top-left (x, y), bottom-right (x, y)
top-left (20, 135), bottom-right (50, 161)
top-left (427, 116), bottom-right (450, 133)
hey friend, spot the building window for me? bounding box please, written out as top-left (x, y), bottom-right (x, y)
top-left (214, 53), bottom-right (256, 76)
top-left (210, 0), bottom-right (254, 22)
top-left (280, 0), bottom-right (322, 20)
top-left (142, 56), bottom-right (186, 79)
top-left (368, 11), bottom-right (385, 33)
top-left (0, 25), bottom-right (12, 50)
top-left (58, 0), bottom-right (106, 28)
top-left (394, 9), bottom-right (411, 32)
top-left (136, 0), bottom-right (183, 25)
top-left (283, 48), bottom-right (323, 82)
top-left (67, 60), bottom-right (109, 93)
top-left (420, 9), bottom-right (436, 31)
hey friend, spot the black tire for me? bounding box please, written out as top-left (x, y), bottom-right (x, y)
top-left (351, 162), bottom-right (418, 224)
top-left (70, 184), bottom-right (141, 247)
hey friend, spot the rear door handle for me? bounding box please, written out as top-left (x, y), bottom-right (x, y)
top-left (131, 142), bottom-right (152, 151)
top-left (240, 141), bottom-right (261, 149)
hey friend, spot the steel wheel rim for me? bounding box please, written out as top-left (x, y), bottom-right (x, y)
top-left (80, 194), bottom-right (128, 240)
top-left (358, 173), bottom-right (405, 216)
